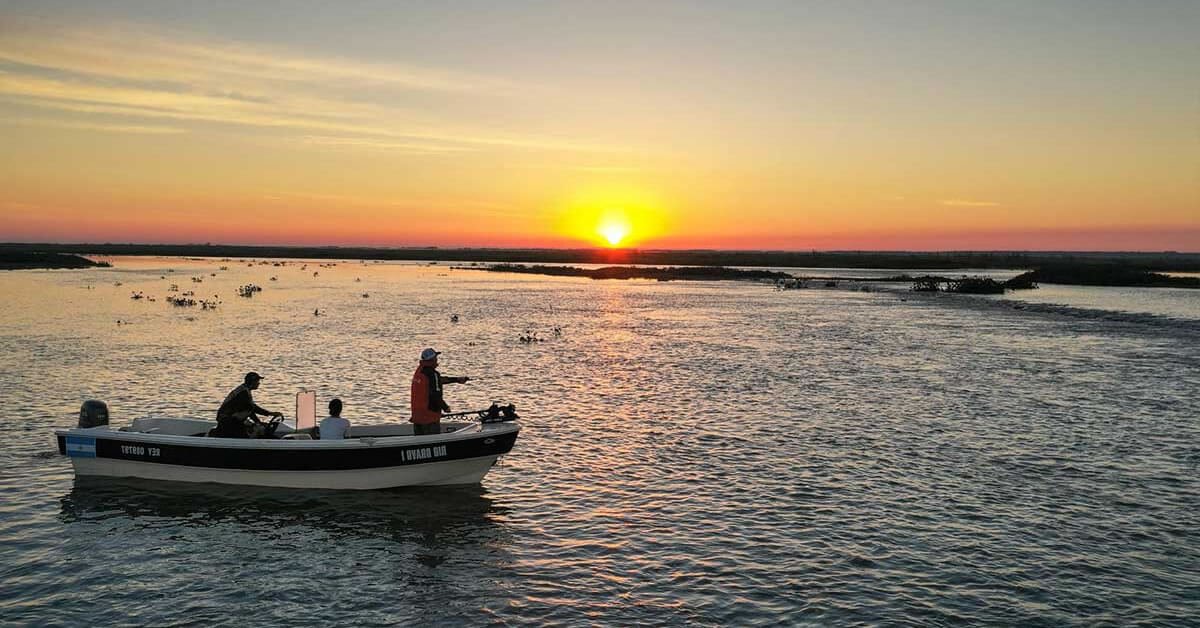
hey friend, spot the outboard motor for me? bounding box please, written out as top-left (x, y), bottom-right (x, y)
top-left (482, 403), bottom-right (519, 423)
top-left (79, 400), bottom-right (109, 428)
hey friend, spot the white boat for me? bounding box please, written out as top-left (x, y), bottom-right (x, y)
top-left (55, 397), bottom-right (521, 490)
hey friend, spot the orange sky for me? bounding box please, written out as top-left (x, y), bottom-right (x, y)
top-left (1, 3), bottom-right (1197, 251)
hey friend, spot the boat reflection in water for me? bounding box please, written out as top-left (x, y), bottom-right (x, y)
top-left (59, 477), bottom-right (515, 573)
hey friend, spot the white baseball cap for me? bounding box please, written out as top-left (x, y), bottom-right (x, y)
top-left (420, 348), bottom-right (441, 361)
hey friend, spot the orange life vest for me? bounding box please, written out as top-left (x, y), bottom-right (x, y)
top-left (410, 362), bottom-right (443, 424)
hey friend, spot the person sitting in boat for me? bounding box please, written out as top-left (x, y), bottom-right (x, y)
top-left (318, 398), bottom-right (350, 440)
top-left (211, 371), bottom-right (283, 438)
top-left (410, 348), bottom-right (469, 435)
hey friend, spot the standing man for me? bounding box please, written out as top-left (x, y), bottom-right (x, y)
top-left (410, 348), bottom-right (469, 436)
top-left (213, 371), bottom-right (283, 438)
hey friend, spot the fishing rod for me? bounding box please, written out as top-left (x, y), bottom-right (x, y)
top-left (440, 409), bottom-right (489, 418)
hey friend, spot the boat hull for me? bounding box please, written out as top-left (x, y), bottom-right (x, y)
top-left (65, 456), bottom-right (501, 490)
top-left (55, 421), bottom-right (519, 490)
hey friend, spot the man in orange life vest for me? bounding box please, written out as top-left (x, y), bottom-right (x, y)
top-left (410, 347), bottom-right (470, 435)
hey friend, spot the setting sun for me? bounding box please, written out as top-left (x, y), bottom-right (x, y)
top-left (555, 185), bottom-right (669, 248)
top-left (599, 220), bottom-right (630, 247)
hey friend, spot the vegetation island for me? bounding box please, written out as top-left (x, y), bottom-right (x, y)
top-left (1, 244), bottom-right (1197, 289)
top-left (881, 265), bottom-right (1199, 294)
top-left (474, 263), bottom-right (791, 281)
top-left (0, 251), bottom-right (109, 270)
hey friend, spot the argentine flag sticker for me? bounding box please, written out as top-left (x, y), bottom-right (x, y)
top-left (65, 435), bottom-right (97, 458)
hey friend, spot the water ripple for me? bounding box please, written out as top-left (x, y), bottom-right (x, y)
top-left (0, 260), bottom-right (1197, 625)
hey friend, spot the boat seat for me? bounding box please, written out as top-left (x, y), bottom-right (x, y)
top-left (129, 417), bottom-right (217, 436)
top-left (282, 433), bottom-right (312, 440)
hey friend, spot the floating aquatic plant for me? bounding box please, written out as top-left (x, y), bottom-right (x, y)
top-left (774, 278), bottom-right (806, 290)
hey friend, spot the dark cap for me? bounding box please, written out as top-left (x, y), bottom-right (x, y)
top-left (244, 371), bottom-right (263, 384)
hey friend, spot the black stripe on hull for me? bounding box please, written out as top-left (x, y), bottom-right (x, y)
top-left (56, 431), bottom-right (518, 471)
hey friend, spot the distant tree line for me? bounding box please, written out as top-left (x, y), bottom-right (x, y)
top-left (3, 243), bottom-right (1198, 271)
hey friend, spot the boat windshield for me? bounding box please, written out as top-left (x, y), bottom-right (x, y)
top-left (296, 390), bottom-right (316, 430)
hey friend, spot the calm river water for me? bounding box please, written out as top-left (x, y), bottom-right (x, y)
top-left (1, 257), bottom-right (1198, 626)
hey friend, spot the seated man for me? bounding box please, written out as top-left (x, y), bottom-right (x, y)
top-left (318, 398), bottom-right (350, 440)
top-left (212, 371), bottom-right (283, 438)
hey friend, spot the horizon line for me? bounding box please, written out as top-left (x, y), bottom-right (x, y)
top-left (3, 241), bottom-right (1197, 256)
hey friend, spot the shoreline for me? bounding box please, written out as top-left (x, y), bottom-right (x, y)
top-left (3, 245), bottom-right (1197, 289)
top-left (2, 243), bottom-right (1198, 271)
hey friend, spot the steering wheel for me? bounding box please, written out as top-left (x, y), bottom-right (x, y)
top-left (250, 413), bottom-right (285, 438)
top-left (264, 413), bottom-right (285, 437)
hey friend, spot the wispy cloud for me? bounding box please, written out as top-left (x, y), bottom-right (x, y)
top-left (260, 191), bottom-right (415, 207)
top-left (299, 135), bottom-right (475, 154)
top-left (0, 21), bottom-right (507, 94)
top-left (2, 115), bottom-right (185, 134)
top-left (512, 162), bottom-right (649, 173)
top-left (940, 199), bottom-right (1001, 208)
top-left (259, 190), bottom-right (533, 218)
top-left (1, 201), bottom-right (42, 212)
top-left (0, 19), bottom-right (623, 154)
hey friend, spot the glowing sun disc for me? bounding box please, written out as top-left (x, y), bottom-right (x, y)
top-left (599, 222), bottom-right (630, 247)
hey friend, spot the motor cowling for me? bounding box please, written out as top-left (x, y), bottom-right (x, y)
top-left (79, 400), bottom-right (109, 428)
top-left (481, 403), bottom-right (519, 423)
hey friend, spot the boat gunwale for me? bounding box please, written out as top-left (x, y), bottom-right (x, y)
top-left (54, 421), bottom-right (520, 450)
